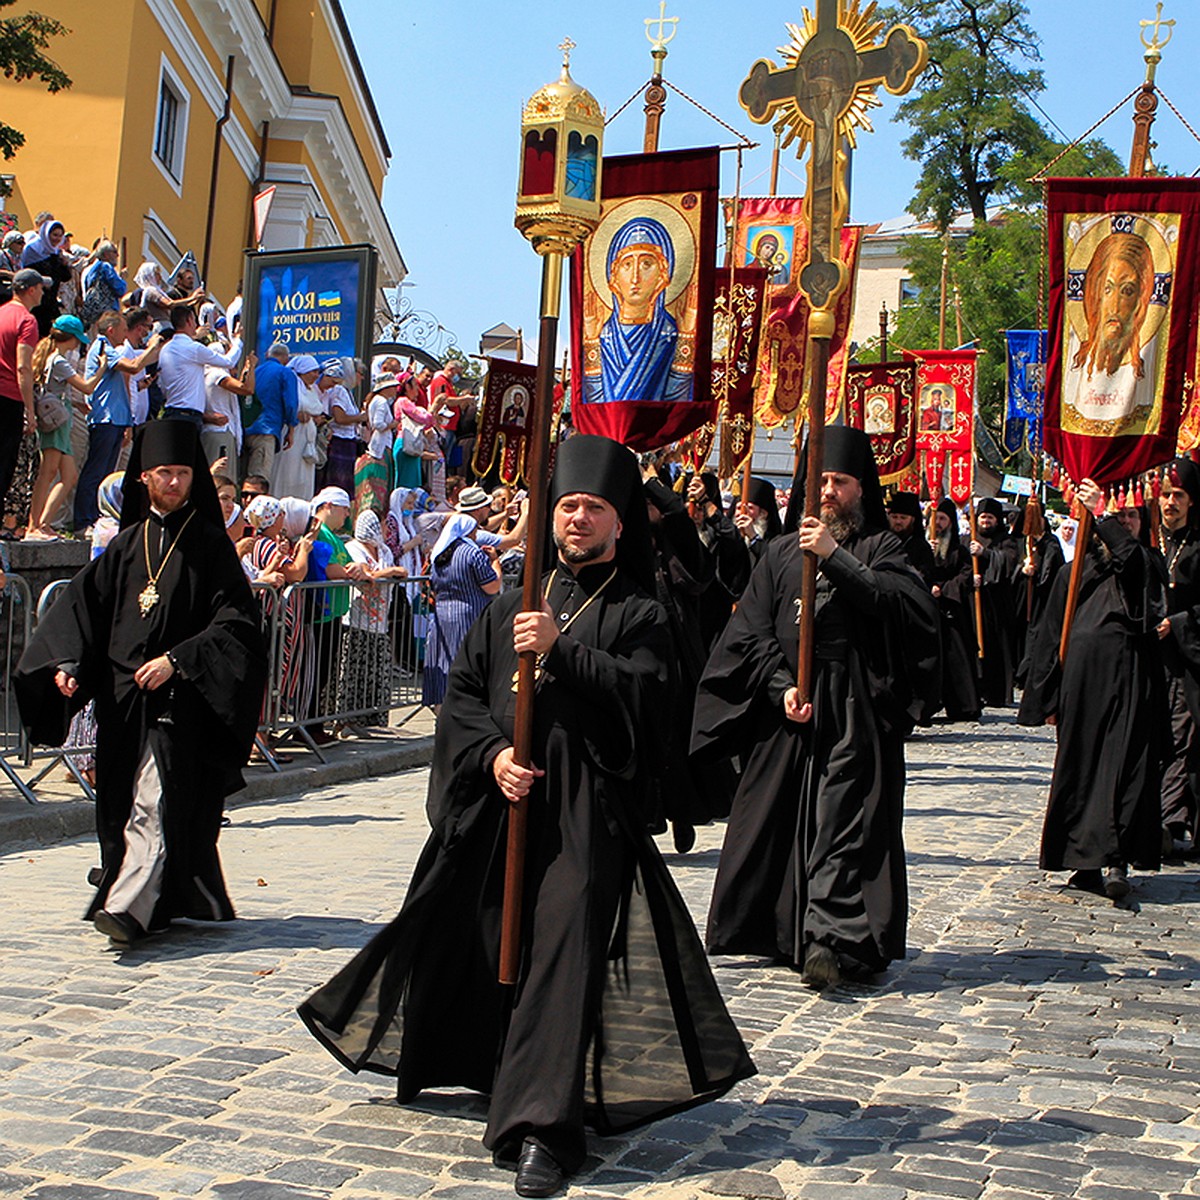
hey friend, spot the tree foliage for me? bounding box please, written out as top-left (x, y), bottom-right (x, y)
top-left (879, 0), bottom-right (1048, 228)
top-left (0, 0), bottom-right (71, 161)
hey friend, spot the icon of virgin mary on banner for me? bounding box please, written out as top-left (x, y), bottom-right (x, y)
top-left (1045, 177), bottom-right (1200, 485)
top-left (570, 148), bottom-right (719, 451)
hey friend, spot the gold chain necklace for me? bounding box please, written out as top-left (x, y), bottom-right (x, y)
top-left (1163, 525), bottom-right (1188, 589)
top-left (510, 565), bottom-right (618, 692)
top-left (140, 511), bottom-right (196, 617)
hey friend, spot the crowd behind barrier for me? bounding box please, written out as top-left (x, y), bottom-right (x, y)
top-left (0, 572), bottom-right (434, 805)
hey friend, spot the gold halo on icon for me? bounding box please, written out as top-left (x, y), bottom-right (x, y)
top-left (587, 196), bottom-right (697, 311)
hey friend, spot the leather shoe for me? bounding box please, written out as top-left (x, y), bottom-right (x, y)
top-left (1103, 866), bottom-right (1130, 900)
top-left (514, 1140), bottom-right (566, 1197)
top-left (802, 942), bottom-right (841, 991)
top-left (94, 909), bottom-right (143, 944)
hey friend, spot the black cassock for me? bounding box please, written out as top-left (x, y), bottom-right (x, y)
top-left (1017, 518), bottom-right (1166, 872)
top-left (897, 529), bottom-right (935, 586)
top-left (931, 541), bottom-right (982, 721)
top-left (15, 509), bottom-right (266, 922)
top-left (1014, 530), bottom-right (1065, 686)
top-left (975, 530), bottom-right (1021, 706)
top-left (298, 562), bottom-right (754, 1173)
top-left (691, 530), bottom-right (939, 972)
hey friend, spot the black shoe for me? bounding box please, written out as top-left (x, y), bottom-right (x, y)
top-left (672, 821), bottom-right (696, 854)
top-left (801, 942), bottom-right (841, 991)
top-left (1066, 869), bottom-right (1104, 895)
top-left (1103, 866), bottom-right (1130, 900)
top-left (514, 1140), bottom-right (566, 1198)
top-left (94, 909), bottom-right (143, 944)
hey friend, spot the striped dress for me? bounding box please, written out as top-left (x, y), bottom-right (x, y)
top-left (421, 538), bottom-right (495, 706)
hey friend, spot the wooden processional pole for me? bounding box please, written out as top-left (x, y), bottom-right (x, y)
top-left (1060, 4), bottom-right (1171, 662)
top-left (737, 0), bottom-right (927, 701)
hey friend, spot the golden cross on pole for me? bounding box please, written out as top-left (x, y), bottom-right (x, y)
top-left (738, 0), bottom-right (927, 704)
top-left (1140, 2), bottom-right (1175, 55)
top-left (645, 1), bottom-right (679, 53)
top-left (558, 36), bottom-right (576, 67)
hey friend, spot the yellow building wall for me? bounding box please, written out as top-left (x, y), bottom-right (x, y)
top-left (0, 0), bottom-right (134, 241)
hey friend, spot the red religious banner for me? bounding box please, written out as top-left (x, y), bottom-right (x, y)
top-left (472, 359), bottom-right (565, 486)
top-left (1046, 177), bottom-right (1200, 485)
top-left (713, 265), bottom-right (768, 479)
top-left (725, 197), bottom-right (861, 428)
top-left (569, 148), bottom-right (720, 452)
top-left (910, 347), bottom-right (977, 456)
top-left (946, 449), bottom-right (972, 504)
top-left (844, 360), bottom-right (917, 486)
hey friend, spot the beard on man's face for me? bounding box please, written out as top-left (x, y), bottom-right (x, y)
top-left (146, 478), bottom-right (191, 513)
top-left (553, 528), bottom-right (616, 565)
top-left (820, 495), bottom-right (864, 544)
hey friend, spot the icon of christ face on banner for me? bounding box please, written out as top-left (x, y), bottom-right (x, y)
top-left (1062, 212), bottom-right (1177, 436)
top-left (583, 195), bottom-right (700, 405)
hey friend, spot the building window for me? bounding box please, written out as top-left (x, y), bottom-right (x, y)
top-left (899, 277), bottom-right (920, 307)
top-left (152, 60), bottom-right (189, 188)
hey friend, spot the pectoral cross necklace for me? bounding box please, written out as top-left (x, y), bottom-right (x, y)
top-left (140, 511), bottom-right (196, 617)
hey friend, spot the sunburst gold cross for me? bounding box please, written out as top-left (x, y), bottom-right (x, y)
top-left (739, 0), bottom-right (927, 312)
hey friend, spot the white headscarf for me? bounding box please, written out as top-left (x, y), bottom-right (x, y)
top-left (279, 496), bottom-right (311, 541)
top-left (387, 486), bottom-right (422, 583)
top-left (430, 513), bottom-right (477, 562)
top-left (134, 261), bottom-right (163, 291)
top-left (22, 220), bottom-right (64, 266)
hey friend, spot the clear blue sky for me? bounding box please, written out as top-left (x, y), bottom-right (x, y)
top-left (341, 0), bottom-right (1200, 359)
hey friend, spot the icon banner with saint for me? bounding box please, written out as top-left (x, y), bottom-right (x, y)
top-left (1045, 178), bottom-right (1200, 485)
top-left (472, 358), bottom-right (565, 486)
top-left (569, 148), bottom-right (719, 451)
top-left (844, 360), bottom-right (917, 485)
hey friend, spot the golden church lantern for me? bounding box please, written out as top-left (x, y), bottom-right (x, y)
top-left (514, 39), bottom-right (604, 257)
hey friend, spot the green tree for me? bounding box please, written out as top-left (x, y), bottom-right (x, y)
top-left (879, 0), bottom-right (1047, 228)
top-left (0, 0), bottom-right (71, 160)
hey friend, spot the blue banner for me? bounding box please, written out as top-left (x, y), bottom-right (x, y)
top-left (1005, 329), bottom-right (1046, 455)
top-left (255, 257), bottom-right (362, 360)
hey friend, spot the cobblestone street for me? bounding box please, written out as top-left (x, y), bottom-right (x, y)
top-left (2, 710), bottom-right (1200, 1200)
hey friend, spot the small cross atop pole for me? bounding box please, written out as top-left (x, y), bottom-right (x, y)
top-left (642, 3), bottom-right (678, 152)
top-left (558, 37), bottom-right (576, 68)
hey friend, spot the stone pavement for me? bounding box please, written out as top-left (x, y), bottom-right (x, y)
top-left (2, 709), bottom-right (1199, 1200)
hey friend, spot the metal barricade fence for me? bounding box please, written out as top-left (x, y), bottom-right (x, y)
top-left (269, 576), bottom-right (430, 758)
top-left (0, 573), bottom-right (35, 803)
top-left (2, 572), bottom-right (435, 802)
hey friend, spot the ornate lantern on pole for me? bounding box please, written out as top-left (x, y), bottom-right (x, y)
top-left (500, 41), bottom-right (604, 986)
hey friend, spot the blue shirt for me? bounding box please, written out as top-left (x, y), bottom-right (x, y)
top-left (245, 356), bottom-right (299, 440)
top-left (84, 336), bottom-right (132, 427)
top-left (82, 260), bottom-right (127, 300)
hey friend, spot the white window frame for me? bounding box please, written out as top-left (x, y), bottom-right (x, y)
top-left (152, 55), bottom-right (190, 195)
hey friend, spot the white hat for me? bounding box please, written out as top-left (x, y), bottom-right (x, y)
top-left (290, 354), bottom-right (319, 375)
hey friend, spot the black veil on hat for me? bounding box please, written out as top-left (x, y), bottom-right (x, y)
top-left (548, 434), bottom-right (656, 594)
top-left (937, 497), bottom-right (962, 551)
top-left (743, 476), bottom-right (783, 539)
top-left (886, 491), bottom-right (922, 520)
top-left (1168, 457), bottom-right (1200, 524)
top-left (120, 419), bottom-right (223, 529)
top-left (784, 425), bottom-right (886, 533)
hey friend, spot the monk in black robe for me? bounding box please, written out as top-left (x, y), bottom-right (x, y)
top-left (734, 475), bottom-right (782, 565)
top-left (1013, 497), bottom-right (1065, 686)
top-left (692, 427), bottom-right (939, 990)
top-left (644, 475), bottom-right (736, 851)
top-left (1156, 458), bottom-right (1200, 855)
top-left (1018, 482), bottom-right (1166, 899)
top-left (15, 420), bottom-right (266, 945)
top-left (886, 491), bottom-right (935, 585)
top-left (686, 471), bottom-right (751, 643)
top-left (298, 435), bottom-right (753, 1198)
top-left (930, 498), bottom-right (982, 721)
top-left (968, 496), bottom-right (1020, 707)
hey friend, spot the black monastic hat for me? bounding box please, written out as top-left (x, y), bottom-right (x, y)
top-left (886, 491), bottom-right (922, 519)
top-left (744, 476), bottom-right (783, 539)
top-left (549, 434), bottom-right (656, 594)
top-left (784, 425), bottom-right (887, 533)
top-left (1168, 457), bottom-right (1200, 521)
top-left (120, 419), bottom-right (224, 529)
top-left (976, 497), bottom-right (1004, 520)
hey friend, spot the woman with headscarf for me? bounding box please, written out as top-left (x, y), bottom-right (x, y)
top-left (586, 216), bottom-right (691, 404)
top-left (270, 355), bottom-right (324, 500)
top-left (21, 219), bottom-right (71, 335)
top-left (242, 494), bottom-right (311, 748)
top-left (1019, 482), bottom-right (1168, 900)
top-left (421, 513), bottom-right (501, 710)
top-left (354, 373), bottom-right (399, 520)
top-left (384, 486), bottom-right (427, 673)
top-left (130, 261), bottom-right (201, 326)
top-left (317, 359), bottom-right (367, 496)
top-left (336, 510), bottom-right (407, 735)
